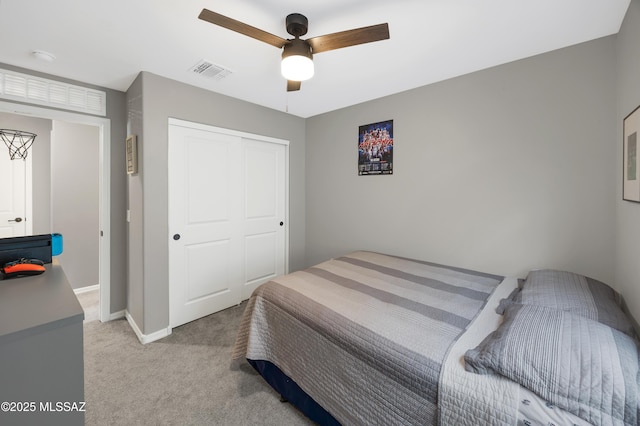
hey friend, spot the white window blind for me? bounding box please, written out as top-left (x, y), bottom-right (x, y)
top-left (0, 68), bottom-right (106, 116)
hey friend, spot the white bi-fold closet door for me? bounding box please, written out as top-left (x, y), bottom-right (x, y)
top-left (168, 119), bottom-right (288, 328)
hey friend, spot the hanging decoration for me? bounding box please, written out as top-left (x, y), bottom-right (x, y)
top-left (0, 129), bottom-right (37, 160)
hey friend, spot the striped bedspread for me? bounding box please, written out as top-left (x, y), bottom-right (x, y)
top-left (232, 251), bottom-right (503, 425)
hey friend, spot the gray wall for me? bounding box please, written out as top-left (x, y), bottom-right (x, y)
top-left (0, 112), bottom-right (52, 234)
top-left (306, 36), bottom-right (617, 284)
top-left (616, 0), bottom-right (640, 323)
top-left (126, 74), bottom-right (144, 329)
top-left (126, 72), bottom-right (306, 335)
top-left (51, 121), bottom-right (100, 289)
top-left (0, 63), bottom-right (128, 315)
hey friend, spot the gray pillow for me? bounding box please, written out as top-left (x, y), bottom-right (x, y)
top-left (503, 270), bottom-right (635, 337)
top-left (465, 303), bottom-right (640, 426)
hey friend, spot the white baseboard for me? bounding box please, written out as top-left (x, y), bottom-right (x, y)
top-left (125, 311), bottom-right (172, 344)
top-left (74, 284), bottom-right (99, 294)
top-left (108, 309), bottom-right (126, 321)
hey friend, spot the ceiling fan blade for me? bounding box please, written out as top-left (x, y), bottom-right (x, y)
top-left (287, 80), bottom-right (301, 92)
top-left (307, 23), bottom-right (389, 54)
top-left (199, 9), bottom-right (287, 48)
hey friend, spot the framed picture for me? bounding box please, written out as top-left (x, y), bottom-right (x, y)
top-left (358, 119), bottom-right (393, 175)
top-left (126, 134), bottom-right (138, 175)
top-left (623, 105), bottom-right (640, 202)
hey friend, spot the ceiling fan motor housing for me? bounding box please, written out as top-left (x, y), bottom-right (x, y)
top-left (282, 38), bottom-right (312, 60)
top-left (286, 13), bottom-right (308, 37)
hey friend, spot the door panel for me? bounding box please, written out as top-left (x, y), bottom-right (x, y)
top-left (245, 146), bottom-right (277, 219)
top-left (245, 232), bottom-right (277, 284)
top-left (169, 125), bottom-right (243, 328)
top-left (242, 139), bottom-right (286, 299)
top-left (186, 138), bottom-right (231, 224)
top-left (185, 240), bottom-right (231, 301)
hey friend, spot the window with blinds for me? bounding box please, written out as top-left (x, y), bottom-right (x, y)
top-left (0, 68), bottom-right (106, 116)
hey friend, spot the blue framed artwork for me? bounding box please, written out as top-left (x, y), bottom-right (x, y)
top-left (358, 119), bottom-right (393, 175)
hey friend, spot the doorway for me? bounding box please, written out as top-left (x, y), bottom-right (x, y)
top-left (0, 138), bottom-right (31, 237)
top-left (0, 101), bottom-right (111, 322)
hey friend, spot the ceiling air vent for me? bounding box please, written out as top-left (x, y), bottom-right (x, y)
top-left (188, 60), bottom-right (232, 81)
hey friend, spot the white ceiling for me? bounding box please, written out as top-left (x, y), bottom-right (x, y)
top-left (0, 0), bottom-right (631, 118)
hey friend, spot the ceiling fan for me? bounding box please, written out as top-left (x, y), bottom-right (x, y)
top-left (198, 9), bottom-right (390, 92)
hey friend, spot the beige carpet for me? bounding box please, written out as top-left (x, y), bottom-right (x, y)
top-left (83, 303), bottom-right (314, 425)
top-left (76, 288), bottom-right (99, 323)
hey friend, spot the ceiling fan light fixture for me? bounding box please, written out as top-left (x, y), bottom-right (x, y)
top-left (281, 39), bottom-right (314, 81)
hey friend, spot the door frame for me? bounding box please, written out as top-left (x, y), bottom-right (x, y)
top-left (0, 101), bottom-right (111, 322)
top-left (167, 118), bottom-right (290, 329)
top-left (25, 153), bottom-right (33, 235)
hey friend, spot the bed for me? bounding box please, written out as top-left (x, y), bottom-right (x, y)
top-left (232, 251), bottom-right (639, 425)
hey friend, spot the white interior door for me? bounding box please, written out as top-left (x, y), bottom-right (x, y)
top-left (168, 120), bottom-right (288, 328)
top-left (169, 125), bottom-right (243, 328)
top-left (0, 149), bottom-right (31, 238)
top-left (242, 138), bottom-right (286, 299)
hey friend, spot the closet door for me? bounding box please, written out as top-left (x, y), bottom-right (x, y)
top-left (168, 120), bottom-right (287, 328)
top-left (242, 138), bottom-right (286, 299)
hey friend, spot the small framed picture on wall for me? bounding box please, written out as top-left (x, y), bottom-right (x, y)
top-left (126, 134), bottom-right (138, 175)
top-left (358, 119), bottom-right (393, 175)
top-left (623, 105), bottom-right (640, 202)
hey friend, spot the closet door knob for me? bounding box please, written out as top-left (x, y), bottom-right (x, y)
top-left (173, 234), bottom-right (181, 240)
top-left (8, 217), bottom-right (23, 223)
